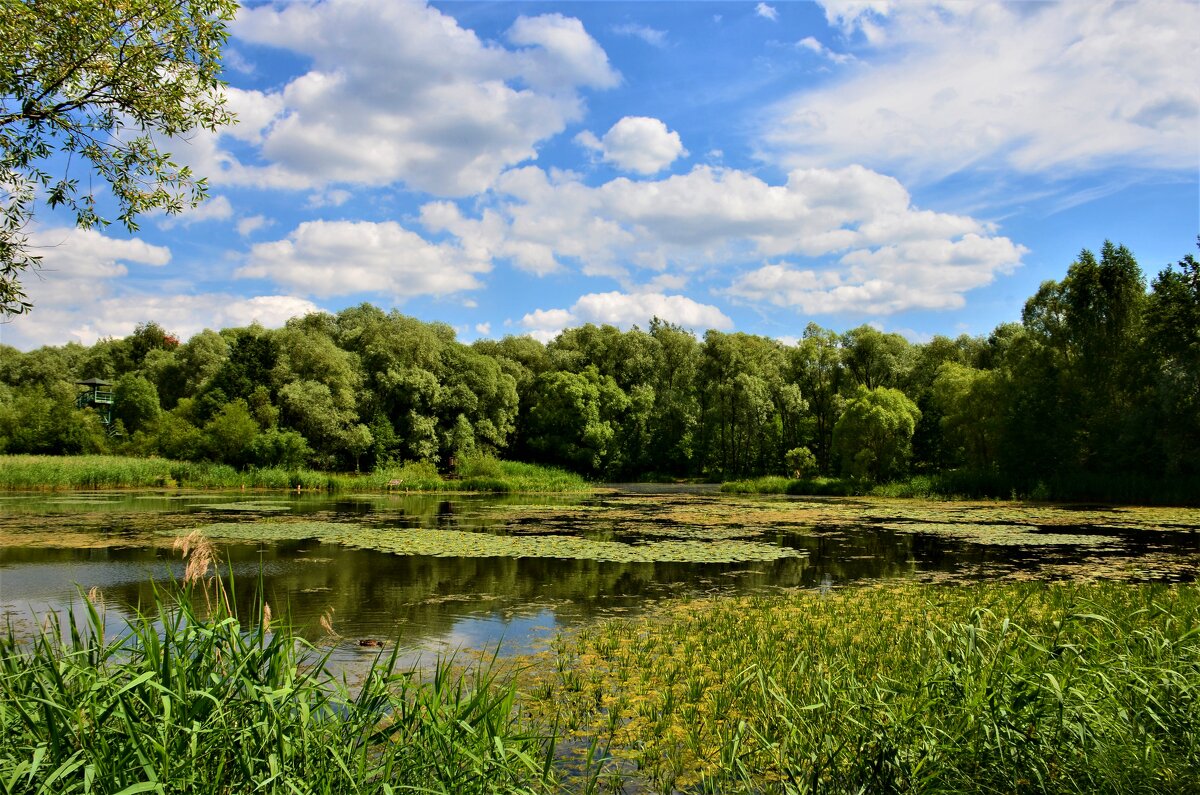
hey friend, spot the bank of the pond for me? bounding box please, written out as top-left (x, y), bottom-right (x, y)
top-left (723, 471), bottom-right (1200, 505)
top-left (0, 453), bottom-right (590, 493)
top-left (2, 579), bottom-right (1196, 793)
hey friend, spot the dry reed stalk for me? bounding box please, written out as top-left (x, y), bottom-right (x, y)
top-left (319, 607), bottom-right (339, 639)
top-left (172, 530), bottom-right (230, 613)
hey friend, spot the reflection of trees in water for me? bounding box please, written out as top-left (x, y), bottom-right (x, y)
top-left (9, 492), bottom-right (1186, 650)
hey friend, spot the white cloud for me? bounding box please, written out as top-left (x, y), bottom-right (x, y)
top-left (4, 228), bottom-right (316, 349)
top-left (576, 116), bottom-right (687, 175)
top-left (199, 0), bottom-right (618, 197)
top-left (475, 322), bottom-right (491, 336)
top-left (8, 294), bottom-right (320, 349)
top-left (611, 23), bottom-right (667, 47)
top-left (157, 195), bottom-right (234, 230)
top-left (507, 13), bottom-right (620, 92)
top-left (238, 219), bottom-right (489, 302)
top-left (236, 215), bottom-right (270, 237)
top-left (519, 291), bottom-right (732, 342)
top-left (766, 0), bottom-right (1200, 180)
top-left (306, 189), bottom-right (352, 209)
top-left (796, 36), bottom-right (855, 65)
top-left (27, 227), bottom-right (171, 280)
top-left (756, 3), bottom-right (778, 22)
top-left (724, 233), bottom-right (1027, 314)
top-left (426, 162), bottom-right (1023, 315)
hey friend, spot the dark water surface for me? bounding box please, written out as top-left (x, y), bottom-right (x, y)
top-left (2, 488), bottom-right (1198, 663)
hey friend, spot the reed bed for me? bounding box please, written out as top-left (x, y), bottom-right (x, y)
top-left (0, 454), bottom-right (590, 493)
top-left (722, 471), bottom-right (1200, 505)
top-left (525, 581), bottom-right (1200, 793)
top-left (0, 570), bottom-right (557, 794)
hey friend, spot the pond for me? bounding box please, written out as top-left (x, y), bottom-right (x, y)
top-left (2, 487), bottom-right (1199, 664)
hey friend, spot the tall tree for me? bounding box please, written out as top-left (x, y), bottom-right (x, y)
top-left (1144, 243), bottom-right (1200, 476)
top-left (831, 386), bottom-right (921, 482)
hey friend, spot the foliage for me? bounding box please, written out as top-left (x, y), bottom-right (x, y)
top-left (0, 239), bottom-right (1195, 503)
top-left (0, 0), bottom-right (238, 315)
top-left (832, 385), bottom-right (921, 482)
top-left (784, 446), bottom-right (818, 478)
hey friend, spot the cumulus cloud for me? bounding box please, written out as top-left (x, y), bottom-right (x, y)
top-left (423, 162), bottom-right (1023, 315)
top-left (519, 291), bottom-right (732, 341)
top-left (4, 228), bottom-right (314, 348)
top-left (236, 215), bottom-right (270, 237)
top-left (724, 233), bottom-right (1027, 314)
top-left (765, 0), bottom-right (1200, 179)
top-left (237, 220), bottom-right (489, 302)
top-left (26, 227), bottom-right (171, 279)
top-left (190, 0), bottom-right (618, 197)
top-left (576, 116), bottom-right (687, 174)
top-left (756, 3), bottom-right (778, 22)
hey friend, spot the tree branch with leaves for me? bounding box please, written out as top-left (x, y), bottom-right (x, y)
top-left (0, 0), bottom-right (237, 315)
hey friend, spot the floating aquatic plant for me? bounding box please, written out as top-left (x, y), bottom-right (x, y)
top-left (184, 520), bottom-right (806, 564)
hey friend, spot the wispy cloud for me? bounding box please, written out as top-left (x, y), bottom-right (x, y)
top-left (766, 0), bottom-right (1200, 182)
top-left (611, 22), bottom-right (666, 47)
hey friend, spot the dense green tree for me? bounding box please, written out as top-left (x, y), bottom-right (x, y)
top-left (0, 381), bottom-right (108, 454)
top-left (526, 366), bottom-right (629, 475)
top-left (831, 386), bottom-right (921, 482)
top-left (643, 319), bottom-right (703, 476)
top-left (112, 374), bottom-right (159, 434)
top-left (203, 399), bottom-right (258, 466)
top-left (1144, 244), bottom-right (1200, 476)
top-left (841, 326), bottom-right (912, 390)
top-left (1019, 242), bottom-right (1149, 476)
top-left (788, 324), bottom-right (845, 474)
top-left (930, 362), bottom-right (1004, 471)
top-left (698, 331), bottom-right (788, 477)
top-left (204, 326), bottom-right (278, 414)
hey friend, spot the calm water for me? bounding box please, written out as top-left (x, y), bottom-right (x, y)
top-left (2, 488), bottom-right (1198, 663)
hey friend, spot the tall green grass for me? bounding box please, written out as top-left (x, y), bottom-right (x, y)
top-left (0, 454), bottom-right (590, 494)
top-left (722, 470), bottom-right (1200, 505)
top-left (3, 573), bottom-right (1198, 793)
top-left (0, 577), bottom-right (556, 794)
top-left (532, 582), bottom-right (1200, 793)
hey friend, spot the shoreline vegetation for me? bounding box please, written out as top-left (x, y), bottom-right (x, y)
top-left (721, 471), bottom-right (1200, 506)
top-left (0, 453), bottom-right (589, 493)
top-left (2, 241), bottom-right (1197, 509)
top-left (2, 573), bottom-right (1196, 793)
top-left (5, 453), bottom-right (1197, 507)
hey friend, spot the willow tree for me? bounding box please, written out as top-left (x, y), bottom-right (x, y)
top-left (1, 0), bottom-right (237, 314)
top-left (832, 386), bottom-right (921, 482)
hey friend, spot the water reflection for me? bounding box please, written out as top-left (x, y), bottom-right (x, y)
top-left (1, 490), bottom-right (1197, 662)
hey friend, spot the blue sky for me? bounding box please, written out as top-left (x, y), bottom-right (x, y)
top-left (5, 0), bottom-right (1197, 350)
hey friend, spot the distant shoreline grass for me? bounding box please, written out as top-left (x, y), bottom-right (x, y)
top-left (722, 470), bottom-right (1200, 506)
top-left (0, 453), bottom-right (591, 493)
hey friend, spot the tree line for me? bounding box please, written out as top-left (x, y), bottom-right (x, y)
top-left (1, 240), bottom-right (1196, 497)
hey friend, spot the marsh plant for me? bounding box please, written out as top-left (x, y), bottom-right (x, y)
top-left (527, 582), bottom-right (1200, 793)
top-left (0, 566), bottom-right (557, 794)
